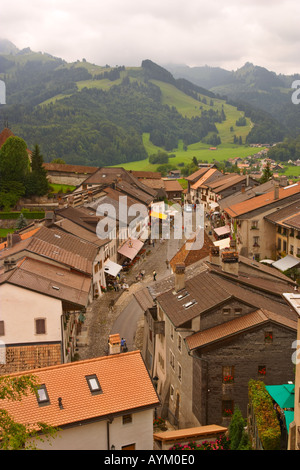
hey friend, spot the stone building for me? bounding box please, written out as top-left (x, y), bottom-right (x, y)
top-left (142, 249), bottom-right (298, 429)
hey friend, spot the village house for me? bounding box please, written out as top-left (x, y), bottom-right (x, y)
top-left (141, 249), bottom-right (298, 429)
top-left (0, 256), bottom-right (91, 374)
top-left (185, 168), bottom-right (224, 207)
top-left (53, 205), bottom-right (118, 295)
top-left (223, 181), bottom-right (300, 261)
top-left (184, 167), bottom-right (222, 204)
top-left (74, 166), bottom-right (158, 204)
top-left (264, 200), bottom-right (300, 261)
top-left (282, 293), bottom-right (300, 450)
top-left (204, 173), bottom-right (259, 209)
top-left (0, 351), bottom-right (160, 450)
top-left (0, 223), bottom-right (108, 301)
top-left (163, 179), bottom-right (184, 202)
top-left (43, 162), bottom-right (98, 186)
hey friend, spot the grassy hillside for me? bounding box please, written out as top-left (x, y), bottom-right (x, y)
top-left (115, 133), bottom-right (261, 172)
top-left (0, 48), bottom-right (259, 168)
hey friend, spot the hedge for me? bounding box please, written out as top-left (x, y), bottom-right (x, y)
top-left (0, 212), bottom-right (45, 220)
top-left (248, 379), bottom-right (281, 450)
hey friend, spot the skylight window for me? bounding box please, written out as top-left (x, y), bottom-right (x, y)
top-left (86, 374), bottom-right (102, 395)
top-left (36, 384), bottom-right (50, 406)
top-left (183, 300), bottom-right (197, 309)
top-left (177, 291), bottom-right (189, 301)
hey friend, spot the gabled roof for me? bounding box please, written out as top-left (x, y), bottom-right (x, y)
top-left (1, 352), bottom-right (160, 429)
top-left (225, 182), bottom-right (300, 218)
top-left (191, 168), bottom-right (221, 190)
top-left (207, 174), bottom-right (250, 193)
top-left (156, 267), bottom-right (297, 327)
top-left (0, 257), bottom-right (91, 307)
top-left (264, 200), bottom-right (300, 229)
top-left (170, 231), bottom-right (213, 270)
top-left (43, 163), bottom-right (98, 174)
top-left (186, 167), bottom-right (214, 182)
top-left (0, 227), bottom-right (94, 275)
top-left (116, 180), bottom-right (154, 205)
top-left (186, 308), bottom-right (297, 351)
top-left (163, 179), bottom-right (183, 192)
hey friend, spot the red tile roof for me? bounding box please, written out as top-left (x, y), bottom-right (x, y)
top-left (186, 308), bottom-right (297, 351)
top-left (225, 182), bottom-right (300, 218)
top-left (1, 352), bottom-right (160, 429)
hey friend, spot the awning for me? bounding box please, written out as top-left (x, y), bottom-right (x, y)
top-left (104, 259), bottom-right (123, 277)
top-left (117, 238), bottom-right (144, 260)
top-left (209, 202), bottom-right (219, 209)
top-left (266, 384), bottom-right (295, 409)
top-left (284, 411), bottom-right (294, 433)
top-left (272, 255), bottom-right (300, 272)
top-left (213, 225), bottom-right (231, 237)
top-left (213, 238), bottom-right (231, 249)
top-left (260, 259), bottom-right (275, 265)
top-left (150, 211), bottom-right (167, 220)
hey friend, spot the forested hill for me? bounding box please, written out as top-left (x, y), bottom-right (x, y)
top-left (165, 62), bottom-right (300, 139)
top-left (0, 45), bottom-right (284, 166)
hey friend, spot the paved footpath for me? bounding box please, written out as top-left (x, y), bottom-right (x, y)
top-left (76, 232), bottom-right (185, 360)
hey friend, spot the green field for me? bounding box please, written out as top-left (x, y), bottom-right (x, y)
top-left (278, 165), bottom-right (300, 178)
top-left (114, 133), bottom-right (261, 172)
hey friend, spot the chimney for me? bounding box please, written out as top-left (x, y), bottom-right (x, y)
top-left (241, 184), bottom-right (245, 194)
top-left (174, 263), bottom-right (185, 292)
top-left (209, 245), bottom-right (220, 265)
top-left (44, 211), bottom-right (55, 227)
top-left (6, 232), bottom-right (13, 248)
top-left (279, 175), bottom-right (288, 187)
top-left (108, 334), bottom-right (121, 355)
top-left (274, 183), bottom-right (280, 200)
top-left (221, 240), bottom-right (239, 276)
top-left (246, 174), bottom-right (249, 186)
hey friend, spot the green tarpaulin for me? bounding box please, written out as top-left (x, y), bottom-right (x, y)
top-left (265, 384), bottom-right (295, 409)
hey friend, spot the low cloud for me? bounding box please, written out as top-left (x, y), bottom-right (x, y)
top-left (1, 0), bottom-right (299, 74)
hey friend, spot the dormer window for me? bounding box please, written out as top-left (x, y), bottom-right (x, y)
top-left (36, 384), bottom-right (50, 406)
top-left (86, 374), bottom-right (102, 395)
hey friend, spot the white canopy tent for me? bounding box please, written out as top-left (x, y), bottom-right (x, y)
top-left (272, 255), bottom-right (300, 272)
top-left (104, 259), bottom-right (123, 277)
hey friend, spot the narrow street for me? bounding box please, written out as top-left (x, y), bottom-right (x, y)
top-left (76, 224), bottom-right (186, 361)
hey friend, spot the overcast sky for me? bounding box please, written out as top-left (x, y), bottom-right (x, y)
top-left (1, 0), bottom-right (300, 74)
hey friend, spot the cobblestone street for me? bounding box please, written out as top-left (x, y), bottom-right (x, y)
top-left (76, 232), bottom-right (186, 360)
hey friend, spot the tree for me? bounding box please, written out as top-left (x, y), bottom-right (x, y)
top-left (25, 144), bottom-right (50, 196)
top-left (0, 374), bottom-right (58, 449)
top-left (15, 213), bottom-right (28, 230)
top-left (260, 161), bottom-right (273, 183)
top-left (229, 406), bottom-right (251, 450)
top-left (0, 181), bottom-right (25, 210)
top-left (0, 136), bottom-right (29, 183)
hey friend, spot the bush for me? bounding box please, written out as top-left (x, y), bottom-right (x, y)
top-left (248, 379), bottom-right (281, 450)
top-left (229, 406), bottom-right (251, 450)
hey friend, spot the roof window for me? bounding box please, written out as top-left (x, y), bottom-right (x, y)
top-left (86, 374), bottom-right (103, 395)
top-left (177, 291), bottom-right (189, 301)
top-left (36, 384), bottom-right (50, 406)
top-left (183, 300), bottom-right (197, 309)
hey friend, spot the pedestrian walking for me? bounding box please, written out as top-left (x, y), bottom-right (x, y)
top-left (153, 270), bottom-right (157, 281)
